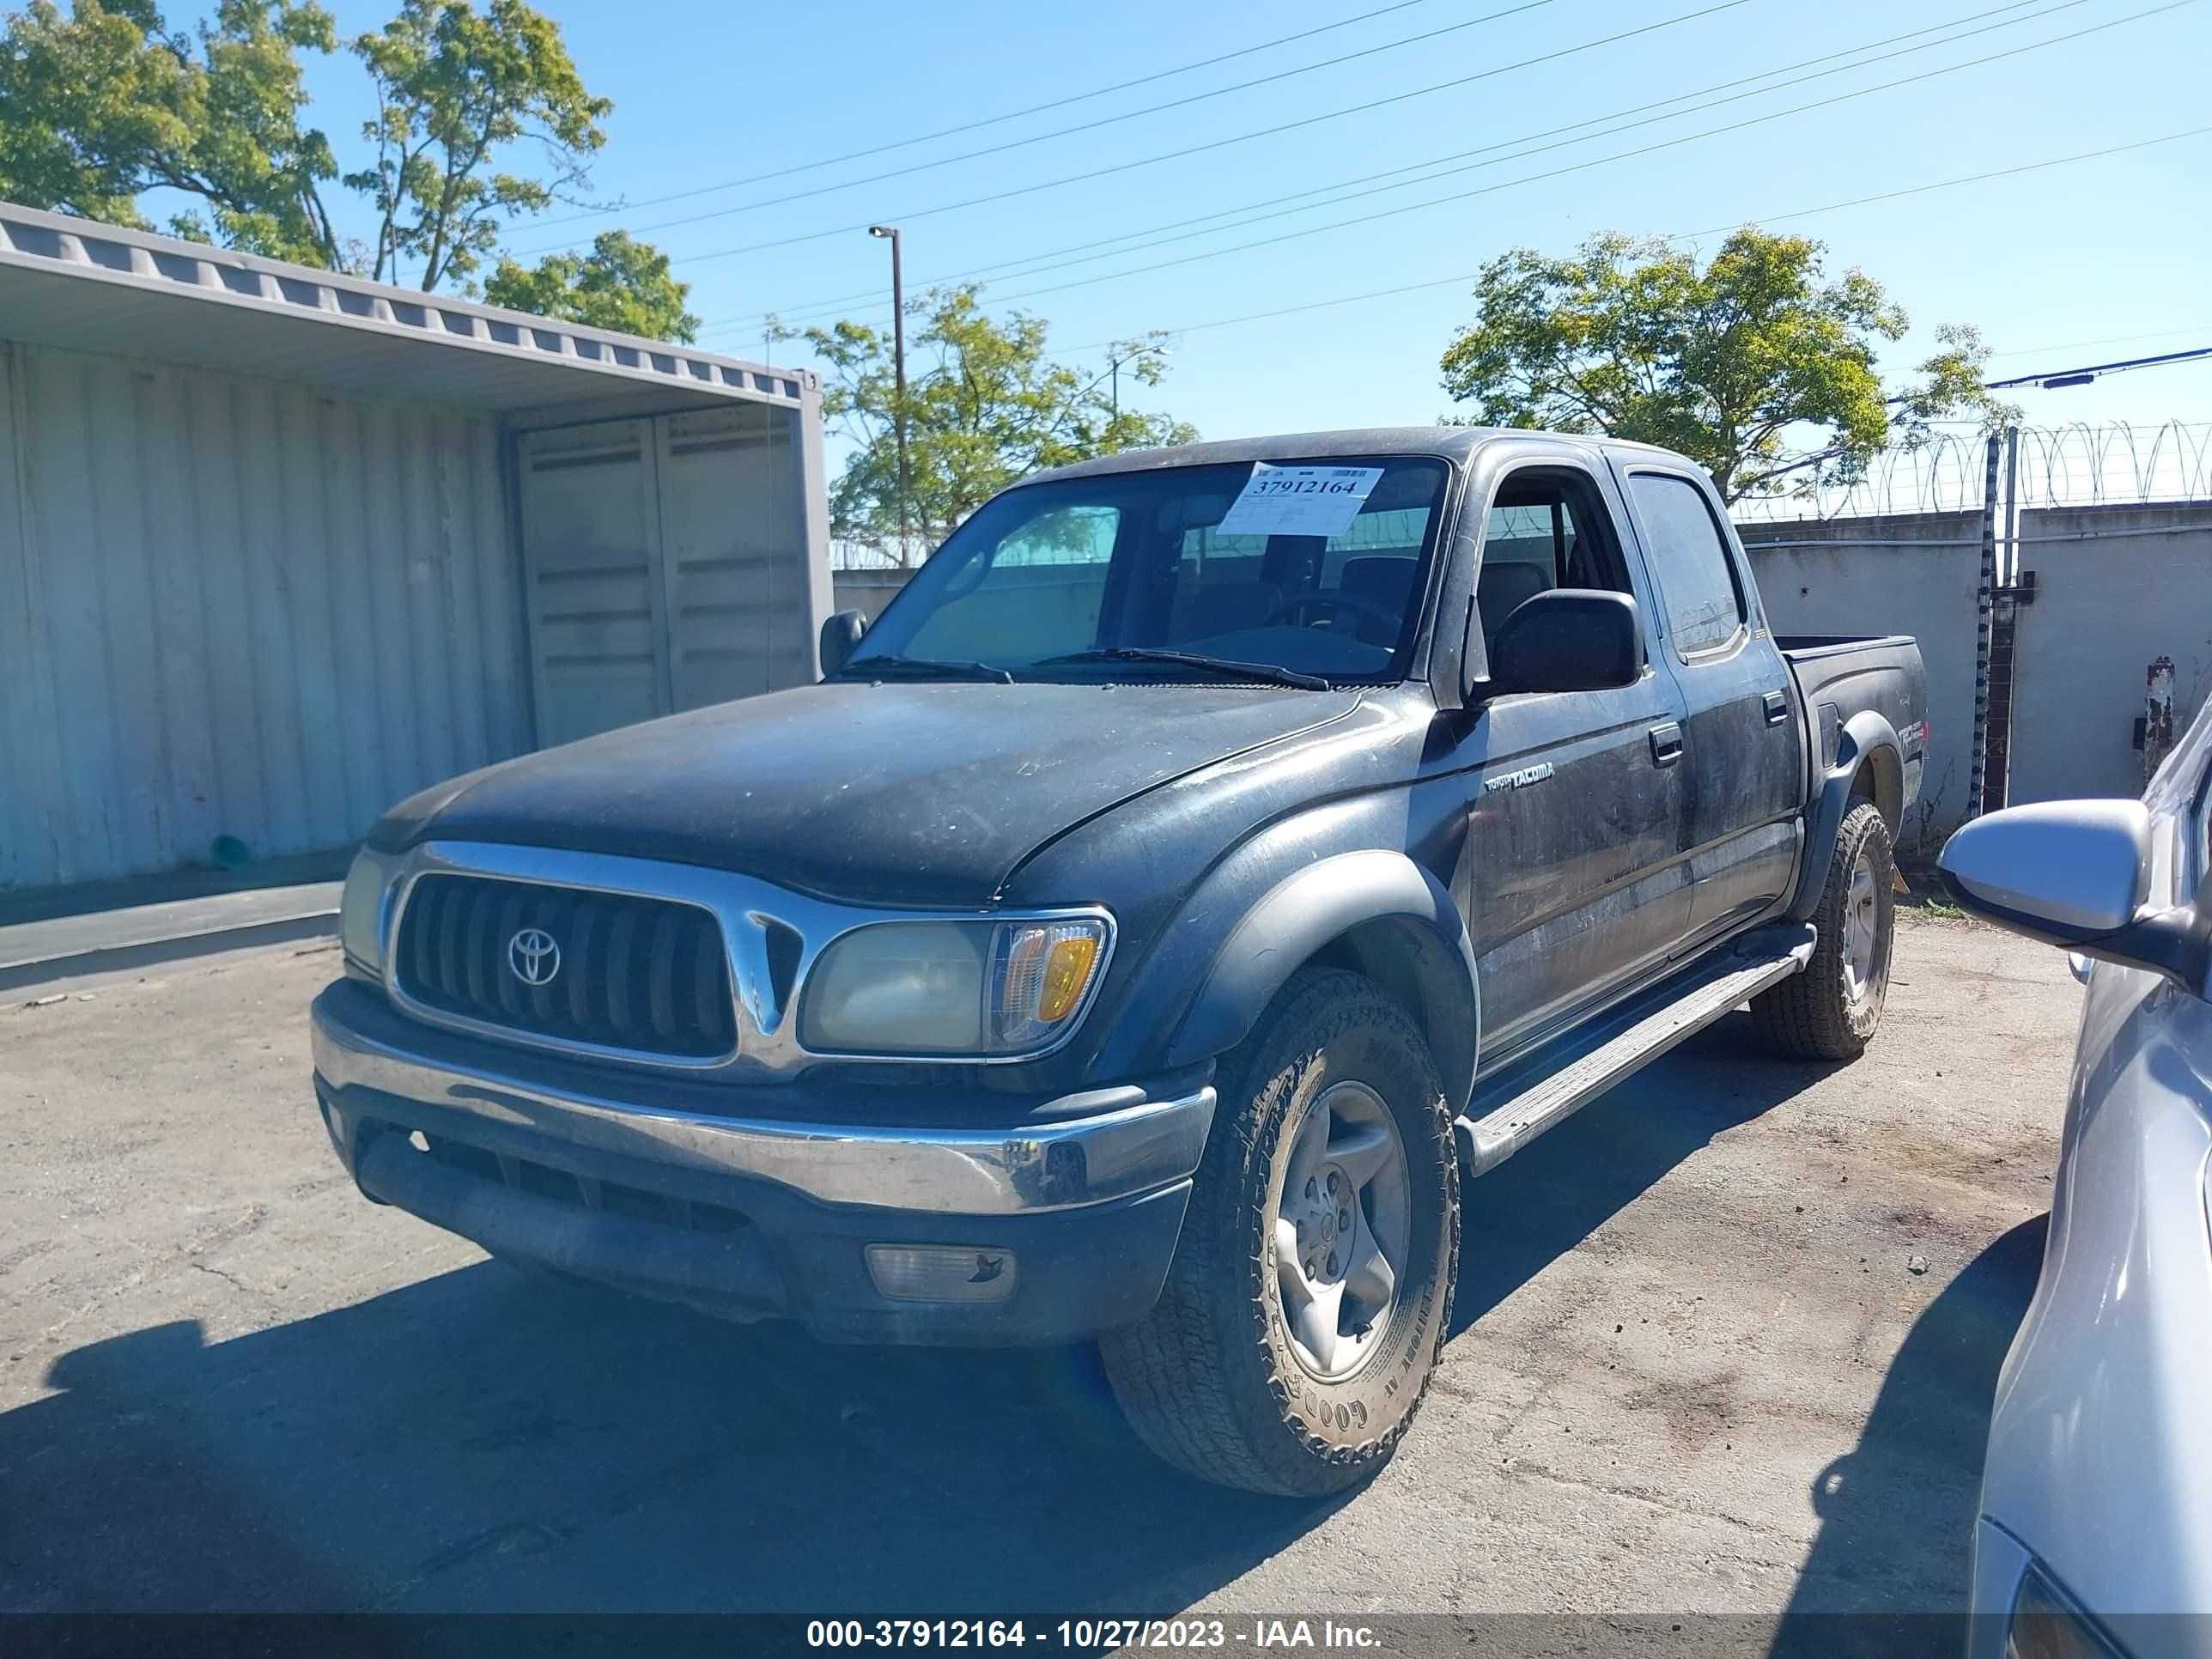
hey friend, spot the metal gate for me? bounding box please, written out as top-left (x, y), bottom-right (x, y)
top-left (517, 402), bottom-right (812, 749)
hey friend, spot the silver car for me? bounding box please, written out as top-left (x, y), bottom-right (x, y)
top-left (1938, 699), bottom-right (2212, 1659)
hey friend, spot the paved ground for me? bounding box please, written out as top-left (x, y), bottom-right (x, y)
top-left (0, 913), bottom-right (2075, 1636)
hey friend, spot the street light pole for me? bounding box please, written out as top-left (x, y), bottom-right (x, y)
top-left (1105, 343), bottom-right (1166, 424)
top-left (868, 225), bottom-right (910, 560)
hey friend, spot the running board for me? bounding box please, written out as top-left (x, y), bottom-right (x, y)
top-left (1455, 925), bottom-right (1816, 1177)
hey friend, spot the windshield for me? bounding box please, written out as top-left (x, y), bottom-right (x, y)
top-left (847, 457), bottom-right (1452, 684)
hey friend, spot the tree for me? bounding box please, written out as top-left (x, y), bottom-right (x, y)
top-left (1438, 228), bottom-right (2014, 503)
top-left (781, 286), bottom-right (1196, 563)
top-left (0, 0), bottom-right (633, 298)
top-left (346, 0), bottom-right (607, 290)
top-left (482, 229), bottom-right (696, 342)
top-left (0, 0), bottom-right (341, 264)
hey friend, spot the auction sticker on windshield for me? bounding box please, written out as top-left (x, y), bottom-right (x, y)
top-left (1217, 464), bottom-right (1384, 538)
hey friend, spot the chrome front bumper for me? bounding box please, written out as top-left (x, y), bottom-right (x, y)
top-left (310, 984), bottom-right (1215, 1218)
top-left (311, 981), bottom-right (1214, 1341)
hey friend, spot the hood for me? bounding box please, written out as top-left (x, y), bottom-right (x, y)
top-left (387, 679), bottom-right (1360, 905)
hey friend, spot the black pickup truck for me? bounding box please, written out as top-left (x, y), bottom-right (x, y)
top-left (312, 427), bottom-right (1926, 1495)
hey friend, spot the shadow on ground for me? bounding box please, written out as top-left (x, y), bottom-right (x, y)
top-left (1, 1262), bottom-right (1352, 1614)
top-left (1769, 1214), bottom-right (2048, 1656)
top-left (1453, 1012), bottom-right (1844, 1333)
top-left (1451, 1015), bottom-right (2044, 1651)
top-left (1, 1018), bottom-right (2030, 1626)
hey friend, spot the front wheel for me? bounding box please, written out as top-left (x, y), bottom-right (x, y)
top-left (1099, 967), bottom-right (1459, 1496)
top-left (1753, 799), bottom-right (1895, 1060)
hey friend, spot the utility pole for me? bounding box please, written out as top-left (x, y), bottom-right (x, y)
top-left (868, 225), bottom-right (910, 561)
top-left (1106, 342), bottom-right (1166, 422)
top-left (1967, 430), bottom-right (2002, 819)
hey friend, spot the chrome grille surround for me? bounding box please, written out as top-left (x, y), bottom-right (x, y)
top-left (376, 841), bottom-right (1115, 1077)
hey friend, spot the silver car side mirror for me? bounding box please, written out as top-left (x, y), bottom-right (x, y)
top-left (1938, 799), bottom-right (2209, 994)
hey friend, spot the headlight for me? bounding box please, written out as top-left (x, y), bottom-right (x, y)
top-left (339, 848), bottom-right (400, 979)
top-left (799, 915), bottom-right (1110, 1058)
top-left (2006, 1562), bottom-right (2124, 1659)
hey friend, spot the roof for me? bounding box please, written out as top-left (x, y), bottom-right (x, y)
top-left (0, 198), bottom-right (814, 418)
top-left (1030, 428), bottom-right (1490, 482)
top-left (1025, 425), bottom-right (1688, 484)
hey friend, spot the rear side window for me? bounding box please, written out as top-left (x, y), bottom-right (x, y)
top-left (1629, 472), bottom-right (1746, 655)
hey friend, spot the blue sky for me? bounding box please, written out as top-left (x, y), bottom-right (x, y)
top-left (291, 0), bottom-right (2211, 459)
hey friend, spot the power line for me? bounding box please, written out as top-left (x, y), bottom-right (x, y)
top-left (513, 0), bottom-right (1562, 255)
top-left (531, 0), bottom-right (1455, 232)
top-left (711, 0), bottom-right (2055, 331)
top-left (703, 0), bottom-right (2067, 336)
top-left (1036, 125), bottom-right (2212, 353)
top-left (650, 0), bottom-right (1757, 268)
top-left (1988, 344), bottom-right (2212, 387)
top-left (752, 1), bottom-right (2197, 332)
top-left (1987, 324), bottom-right (2212, 358)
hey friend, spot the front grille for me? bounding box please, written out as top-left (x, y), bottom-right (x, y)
top-left (394, 873), bottom-right (737, 1060)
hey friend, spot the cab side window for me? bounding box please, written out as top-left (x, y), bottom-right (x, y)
top-left (1475, 469), bottom-right (1632, 657)
top-left (1628, 473), bottom-right (1747, 656)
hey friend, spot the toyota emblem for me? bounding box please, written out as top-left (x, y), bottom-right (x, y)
top-left (507, 927), bottom-right (561, 987)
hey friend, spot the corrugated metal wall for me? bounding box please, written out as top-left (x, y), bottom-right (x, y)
top-left (0, 337), bottom-right (533, 890)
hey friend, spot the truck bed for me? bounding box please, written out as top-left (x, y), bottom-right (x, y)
top-left (1778, 634), bottom-right (1929, 809)
top-left (1776, 634), bottom-right (1917, 659)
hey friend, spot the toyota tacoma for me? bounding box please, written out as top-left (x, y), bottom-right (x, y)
top-left (313, 428), bottom-right (1926, 1495)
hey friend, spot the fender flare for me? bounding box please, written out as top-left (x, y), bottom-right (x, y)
top-left (1790, 708), bottom-right (1902, 922)
top-left (1164, 848), bottom-right (1481, 1113)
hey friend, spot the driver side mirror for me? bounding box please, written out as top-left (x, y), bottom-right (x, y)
top-left (1937, 799), bottom-right (2209, 992)
top-left (1470, 589), bottom-right (1641, 700)
top-left (819, 608), bottom-right (867, 677)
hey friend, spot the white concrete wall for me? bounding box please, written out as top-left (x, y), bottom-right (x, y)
top-left (2007, 502), bottom-right (2212, 805)
top-left (1741, 513), bottom-right (1984, 847)
top-left (831, 569), bottom-right (913, 623)
top-left (0, 337), bottom-right (532, 891)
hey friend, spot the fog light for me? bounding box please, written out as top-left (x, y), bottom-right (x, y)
top-left (865, 1244), bottom-right (1018, 1303)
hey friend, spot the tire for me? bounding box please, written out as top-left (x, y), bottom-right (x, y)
top-left (1753, 799), bottom-right (1895, 1060)
top-left (1098, 967), bottom-right (1459, 1497)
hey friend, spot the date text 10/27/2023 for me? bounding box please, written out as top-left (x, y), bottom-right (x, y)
top-left (805, 1618), bottom-right (1383, 1650)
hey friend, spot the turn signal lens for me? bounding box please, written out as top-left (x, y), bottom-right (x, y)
top-left (339, 848), bottom-right (400, 978)
top-left (1037, 935), bottom-right (1100, 1022)
top-left (990, 919), bottom-right (1109, 1050)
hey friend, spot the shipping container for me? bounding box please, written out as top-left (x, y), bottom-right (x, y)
top-left (0, 201), bottom-right (831, 893)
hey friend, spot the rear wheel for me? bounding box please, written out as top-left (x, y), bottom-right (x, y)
top-left (1099, 967), bottom-right (1458, 1496)
top-left (1753, 799), bottom-right (1895, 1060)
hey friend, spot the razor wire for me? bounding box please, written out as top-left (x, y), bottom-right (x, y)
top-left (1733, 419), bottom-right (2212, 521)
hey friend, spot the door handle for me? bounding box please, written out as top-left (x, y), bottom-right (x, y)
top-left (1648, 721), bottom-right (1683, 767)
top-left (1762, 690), bottom-right (1790, 726)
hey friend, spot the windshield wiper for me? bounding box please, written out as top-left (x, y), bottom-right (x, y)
top-left (839, 653), bottom-right (1014, 684)
top-left (1032, 647), bottom-right (1329, 691)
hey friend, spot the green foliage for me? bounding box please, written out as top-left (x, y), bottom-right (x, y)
top-left (0, 0), bottom-right (640, 297)
top-left (482, 228), bottom-right (696, 342)
top-left (346, 0), bottom-right (607, 289)
top-left (0, 0), bottom-right (340, 264)
top-left (1439, 228), bottom-right (2015, 503)
top-left (781, 286), bottom-right (1196, 562)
